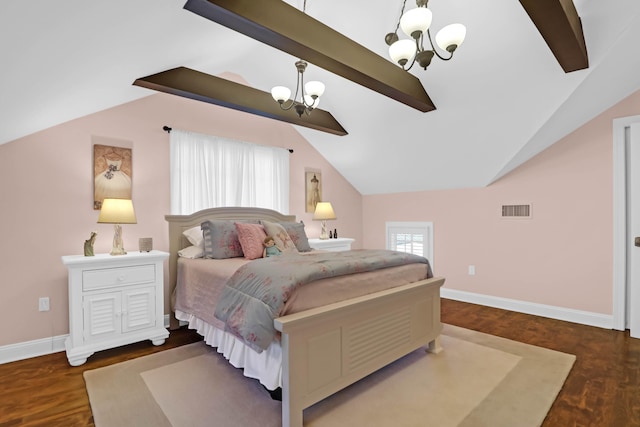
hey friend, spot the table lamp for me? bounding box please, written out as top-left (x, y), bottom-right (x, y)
top-left (97, 198), bottom-right (137, 255)
top-left (313, 201), bottom-right (336, 240)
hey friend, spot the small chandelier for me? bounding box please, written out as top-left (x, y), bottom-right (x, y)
top-left (385, 0), bottom-right (466, 71)
top-left (271, 60), bottom-right (325, 117)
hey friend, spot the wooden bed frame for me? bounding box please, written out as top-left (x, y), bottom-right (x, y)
top-left (165, 207), bottom-right (445, 427)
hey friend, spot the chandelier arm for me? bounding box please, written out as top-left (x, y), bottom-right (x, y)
top-left (401, 40), bottom-right (419, 71)
top-left (293, 68), bottom-right (304, 104)
top-left (426, 29), bottom-right (454, 61)
top-left (299, 68), bottom-right (313, 109)
top-left (277, 67), bottom-right (304, 111)
top-left (418, 33), bottom-right (426, 53)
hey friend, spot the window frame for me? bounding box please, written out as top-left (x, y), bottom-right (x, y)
top-left (385, 221), bottom-right (434, 267)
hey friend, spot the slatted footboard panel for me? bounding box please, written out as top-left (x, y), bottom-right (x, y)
top-left (275, 276), bottom-right (445, 427)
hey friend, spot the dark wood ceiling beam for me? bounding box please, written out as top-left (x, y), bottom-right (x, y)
top-left (183, 0), bottom-right (436, 112)
top-left (519, 0), bottom-right (588, 73)
top-left (133, 67), bottom-right (348, 136)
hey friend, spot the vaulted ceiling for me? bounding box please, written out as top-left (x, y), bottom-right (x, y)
top-left (3, 0), bottom-right (640, 195)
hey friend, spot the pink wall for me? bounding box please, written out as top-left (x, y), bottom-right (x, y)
top-left (364, 90), bottom-right (640, 315)
top-left (2, 79), bottom-right (638, 350)
top-left (0, 90), bottom-right (361, 347)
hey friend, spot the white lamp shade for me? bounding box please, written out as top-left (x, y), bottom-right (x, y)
top-left (304, 80), bottom-right (325, 98)
top-left (400, 7), bottom-right (432, 38)
top-left (435, 23), bottom-right (466, 51)
top-left (313, 202), bottom-right (337, 220)
top-left (271, 86), bottom-right (291, 102)
top-left (304, 94), bottom-right (320, 109)
top-left (97, 198), bottom-right (137, 224)
top-left (389, 39), bottom-right (416, 66)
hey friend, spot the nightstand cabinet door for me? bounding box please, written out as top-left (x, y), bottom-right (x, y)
top-left (62, 251), bottom-right (169, 366)
top-left (83, 292), bottom-right (122, 342)
top-left (122, 286), bottom-right (156, 333)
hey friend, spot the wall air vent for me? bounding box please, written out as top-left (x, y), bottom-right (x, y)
top-left (501, 204), bottom-right (532, 219)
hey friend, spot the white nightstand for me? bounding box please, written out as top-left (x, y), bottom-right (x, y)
top-left (61, 250), bottom-right (169, 366)
top-left (308, 237), bottom-right (354, 252)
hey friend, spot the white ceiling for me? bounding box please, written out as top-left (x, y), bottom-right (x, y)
top-left (3, 0), bottom-right (640, 195)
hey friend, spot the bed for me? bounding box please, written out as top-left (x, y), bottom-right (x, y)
top-left (165, 207), bottom-right (445, 427)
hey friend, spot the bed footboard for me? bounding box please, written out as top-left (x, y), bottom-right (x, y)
top-left (274, 276), bottom-right (445, 427)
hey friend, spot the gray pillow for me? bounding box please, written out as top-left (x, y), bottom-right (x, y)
top-left (201, 220), bottom-right (244, 259)
top-left (279, 221), bottom-right (312, 252)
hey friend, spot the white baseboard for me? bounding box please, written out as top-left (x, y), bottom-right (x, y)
top-left (441, 288), bottom-right (614, 329)
top-left (0, 334), bottom-right (68, 365)
top-left (0, 314), bottom-right (181, 365)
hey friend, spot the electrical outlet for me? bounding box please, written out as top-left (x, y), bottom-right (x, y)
top-left (468, 265), bottom-right (476, 276)
top-left (38, 297), bottom-right (50, 312)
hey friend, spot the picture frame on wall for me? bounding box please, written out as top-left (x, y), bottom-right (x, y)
top-left (93, 144), bottom-right (132, 209)
top-left (305, 170), bottom-right (322, 213)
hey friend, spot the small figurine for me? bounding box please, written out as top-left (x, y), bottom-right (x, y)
top-left (263, 236), bottom-right (282, 257)
top-left (329, 230), bottom-right (333, 239)
top-left (84, 232), bottom-right (97, 257)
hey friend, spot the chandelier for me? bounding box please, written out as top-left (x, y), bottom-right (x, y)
top-left (271, 59), bottom-right (325, 117)
top-left (385, 0), bottom-right (466, 71)
top-left (270, 0), bottom-right (325, 117)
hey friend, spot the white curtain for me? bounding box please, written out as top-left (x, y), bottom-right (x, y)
top-left (170, 129), bottom-right (290, 215)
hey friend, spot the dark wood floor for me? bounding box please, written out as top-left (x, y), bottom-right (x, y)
top-left (0, 299), bottom-right (638, 426)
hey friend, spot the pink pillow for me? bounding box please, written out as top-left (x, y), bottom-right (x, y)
top-left (235, 222), bottom-right (267, 260)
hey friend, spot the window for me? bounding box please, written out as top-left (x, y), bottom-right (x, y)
top-left (169, 129), bottom-right (289, 214)
top-left (386, 221), bottom-right (434, 264)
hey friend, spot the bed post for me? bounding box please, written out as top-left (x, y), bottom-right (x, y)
top-left (280, 334), bottom-right (304, 427)
top-left (427, 336), bottom-right (443, 353)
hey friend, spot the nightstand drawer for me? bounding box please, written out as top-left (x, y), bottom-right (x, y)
top-left (82, 264), bottom-right (155, 291)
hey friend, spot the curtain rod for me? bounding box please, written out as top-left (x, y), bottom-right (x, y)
top-left (162, 126), bottom-right (293, 153)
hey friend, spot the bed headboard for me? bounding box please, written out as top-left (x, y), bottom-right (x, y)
top-left (164, 207), bottom-right (296, 328)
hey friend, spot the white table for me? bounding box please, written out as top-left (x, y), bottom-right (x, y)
top-left (308, 237), bottom-right (354, 252)
top-left (61, 250), bottom-right (169, 366)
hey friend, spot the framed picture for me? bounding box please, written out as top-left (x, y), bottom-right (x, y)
top-left (93, 144), bottom-right (132, 209)
top-left (305, 171), bottom-right (322, 213)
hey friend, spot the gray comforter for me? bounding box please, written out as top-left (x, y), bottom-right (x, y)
top-left (214, 249), bottom-right (432, 352)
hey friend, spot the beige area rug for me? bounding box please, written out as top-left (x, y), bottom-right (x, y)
top-left (83, 324), bottom-right (575, 427)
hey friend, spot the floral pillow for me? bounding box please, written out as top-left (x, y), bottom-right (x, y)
top-left (201, 220), bottom-right (245, 259)
top-left (261, 220), bottom-right (299, 254)
top-left (235, 222), bottom-right (267, 260)
top-left (280, 221), bottom-right (312, 252)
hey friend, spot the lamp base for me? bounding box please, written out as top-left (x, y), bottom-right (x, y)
top-left (110, 224), bottom-right (127, 256)
top-left (110, 247), bottom-right (127, 256)
top-left (319, 220), bottom-right (329, 240)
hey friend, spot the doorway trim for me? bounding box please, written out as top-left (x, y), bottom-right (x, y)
top-left (613, 115), bottom-right (640, 330)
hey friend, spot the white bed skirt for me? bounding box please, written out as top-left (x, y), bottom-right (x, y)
top-left (175, 310), bottom-right (283, 390)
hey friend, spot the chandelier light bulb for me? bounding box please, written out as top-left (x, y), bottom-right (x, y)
top-left (271, 86), bottom-right (291, 103)
top-left (435, 23), bottom-right (466, 53)
top-left (304, 80), bottom-right (325, 98)
top-left (400, 7), bottom-right (433, 39)
top-left (304, 94), bottom-right (319, 109)
top-left (389, 39), bottom-right (416, 67)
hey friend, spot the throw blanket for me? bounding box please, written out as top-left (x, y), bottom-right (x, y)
top-left (214, 249), bottom-right (432, 352)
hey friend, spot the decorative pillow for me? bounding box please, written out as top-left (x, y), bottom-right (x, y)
top-left (201, 220), bottom-right (244, 259)
top-left (261, 220), bottom-right (299, 254)
top-left (280, 221), bottom-right (312, 252)
top-left (235, 222), bottom-right (267, 260)
top-left (178, 245), bottom-right (204, 259)
top-left (183, 226), bottom-right (204, 248)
